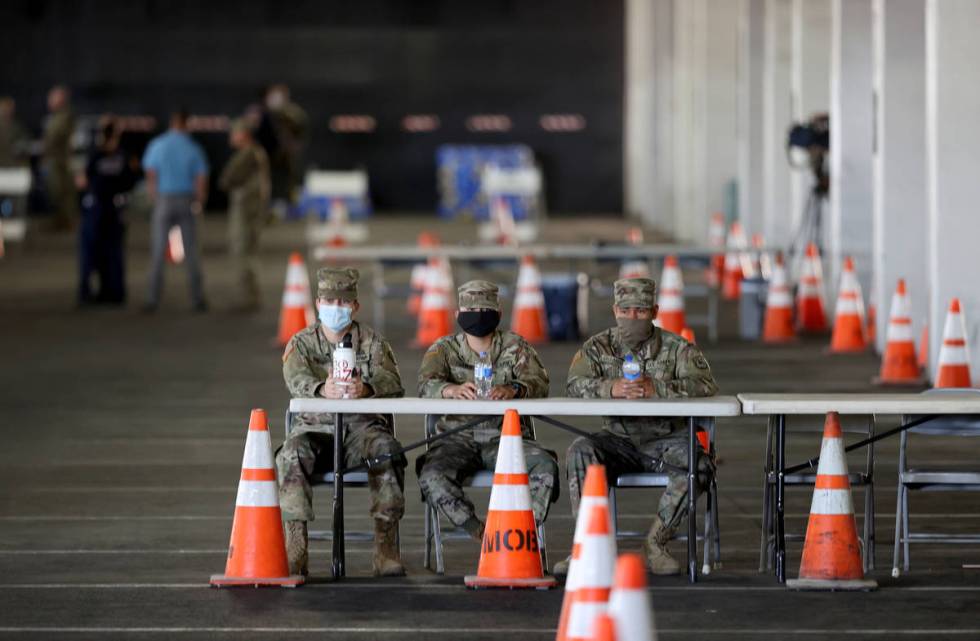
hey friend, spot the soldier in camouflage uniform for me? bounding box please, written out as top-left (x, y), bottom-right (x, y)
top-left (417, 280), bottom-right (558, 541)
top-left (560, 277), bottom-right (718, 575)
top-left (277, 267), bottom-right (407, 577)
top-left (219, 119), bottom-right (270, 311)
top-left (42, 86), bottom-right (78, 231)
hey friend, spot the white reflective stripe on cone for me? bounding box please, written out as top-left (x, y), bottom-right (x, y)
top-left (487, 483), bottom-right (533, 511)
top-left (769, 290), bottom-right (793, 307)
top-left (943, 312), bottom-right (966, 340)
top-left (609, 591), bottom-right (654, 641)
top-left (567, 601), bottom-right (608, 640)
top-left (282, 291), bottom-right (308, 307)
top-left (235, 480), bottom-right (280, 508)
top-left (242, 431), bottom-right (274, 469)
top-left (514, 291), bottom-right (545, 307)
top-left (810, 488), bottom-right (855, 516)
top-left (938, 344), bottom-right (969, 364)
top-left (494, 435), bottom-right (526, 473)
top-left (889, 293), bottom-right (909, 318)
top-left (835, 297), bottom-right (861, 315)
top-left (886, 321), bottom-right (914, 342)
top-left (816, 438), bottom-right (848, 476)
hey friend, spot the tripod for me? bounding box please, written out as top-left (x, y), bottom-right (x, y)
top-left (787, 147), bottom-right (829, 278)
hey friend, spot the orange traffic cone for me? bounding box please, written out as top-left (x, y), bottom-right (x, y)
top-left (511, 255), bottom-right (549, 344)
top-left (656, 256), bottom-right (685, 334)
top-left (918, 323), bottom-right (929, 370)
top-left (276, 252), bottom-right (315, 346)
top-left (680, 327), bottom-right (696, 343)
top-left (796, 243), bottom-right (828, 333)
top-left (491, 196), bottom-right (518, 246)
top-left (874, 280), bottom-right (925, 385)
top-left (211, 409), bottom-right (304, 588)
top-left (707, 213), bottom-right (726, 287)
top-left (786, 412), bottom-right (876, 591)
top-left (608, 554), bottom-right (657, 641)
top-left (935, 298), bottom-right (973, 388)
top-left (565, 503), bottom-right (616, 640)
top-left (619, 227), bottom-right (651, 279)
top-left (752, 233), bottom-right (773, 281)
top-left (591, 614), bottom-right (617, 641)
top-left (762, 252), bottom-right (795, 343)
top-left (722, 222), bottom-right (747, 300)
top-left (407, 232), bottom-right (439, 314)
top-left (829, 257), bottom-right (867, 353)
top-left (414, 256), bottom-right (454, 347)
top-left (166, 226), bottom-right (185, 264)
top-left (465, 410), bottom-right (555, 589)
top-left (557, 465), bottom-right (610, 641)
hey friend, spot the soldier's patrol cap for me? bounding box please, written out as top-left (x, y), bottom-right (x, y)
top-left (614, 277), bottom-right (658, 308)
top-left (317, 267), bottom-right (359, 301)
top-left (229, 117), bottom-right (251, 133)
top-left (458, 280), bottom-right (500, 311)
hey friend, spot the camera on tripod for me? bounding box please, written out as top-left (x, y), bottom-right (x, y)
top-left (785, 113), bottom-right (830, 260)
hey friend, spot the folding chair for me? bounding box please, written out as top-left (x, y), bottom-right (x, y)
top-left (759, 414), bottom-right (876, 572)
top-left (607, 418), bottom-right (722, 574)
top-left (893, 388), bottom-right (980, 577)
top-left (284, 409), bottom-right (398, 543)
top-left (422, 414), bottom-right (549, 574)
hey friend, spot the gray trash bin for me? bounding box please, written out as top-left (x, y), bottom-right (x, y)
top-left (739, 277), bottom-right (768, 340)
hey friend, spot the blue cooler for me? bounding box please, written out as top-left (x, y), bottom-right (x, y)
top-left (541, 274), bottom-right (579, 341)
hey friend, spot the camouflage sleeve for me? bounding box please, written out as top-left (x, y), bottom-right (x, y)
top-left (282, 336), bottom-right (322, 398)
top-left (417, 343), bottom-right (452, 399)
top-left (218, 149), bottom-right (253, 191)
top-left (511, 343), bottom-right (550, 398)
top-left (366, 338), bottom-right (404, 398)
top-left (655, 343), bottom-right (719, 398)
top-left (566, 343), bottom-right (614, 399)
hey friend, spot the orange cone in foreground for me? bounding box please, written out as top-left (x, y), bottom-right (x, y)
top-left (591, 614), bottom-right (617, 641)
top-left (786, 412), bottom-right (876, 591)
top-left (511, 255), bottom-right (549, 344)
top-left (707, 213), bottom-right (726, 287)
top-left (557, 465), bottom-right (610, 641)
top-left (656, 256), bottom-right (685, 334)
top-left (211, 409), bottom-right (304, 587)
top-left (762, 253), bottom-right (795, 343)
top-left (608, 554), bottom-right (657, 641)
top-left (565, 504), bottom-right (616, 640)
top-left (829, 257), bottom-right (867, 353)
top-left (796, 243), bottom-right (828, 333)
top-left (277, 252), bottom-right (315, 346)
top-left (874, 280), bottom-right (924, 385)
top-left (415, 256), bottom-right (454, 347)
top-left (465, 410), bottom-right (555, 589)
top-left (935, 298), bottom-right (973, 388)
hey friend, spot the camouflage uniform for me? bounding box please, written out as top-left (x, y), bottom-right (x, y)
top-left (277, 268), bottom-right (406, 524)
top-left (219, 122), bottom-right (270, 309)
top-left (417, 280), bottom-right (558, 527)
top-left (565, 278), bottom-right (719, 532)
top-left (43, 107), bottom-right (78, 229)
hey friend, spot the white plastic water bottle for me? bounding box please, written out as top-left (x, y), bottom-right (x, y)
top-left (332, 333), bottom-right (355, 398)
top-left (474, 351), bottom-right (493, 399)
top-left (622, 352), bottom-right (641, 382)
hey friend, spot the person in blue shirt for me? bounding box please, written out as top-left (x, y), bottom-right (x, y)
top-left (141, 109), bottom-right (209, 312)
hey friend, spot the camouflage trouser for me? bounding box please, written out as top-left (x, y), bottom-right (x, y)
top-left (276, 425), bottom-right (406, 523)
top-left (566, 429), bottom-right (713, 532)
top-left (418, 435), bottom-right (559, 527)
top-left (228, 207), bottom-right (261, 307)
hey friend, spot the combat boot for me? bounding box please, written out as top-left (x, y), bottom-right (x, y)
top-left (285, 520), bottom-right (308, 576)
top-left (644, 515), bottom-right (681, 576)
top-left (461, 515), bottom-right (485, 542)
top-left (552, 554), bottom-right (572, 576)
top-left (372, 520), bottom-right (406, 577)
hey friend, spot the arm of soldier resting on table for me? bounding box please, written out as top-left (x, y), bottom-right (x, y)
top-left (282, 336), bottom-right (324, 398)
top-left (364, 338), bottom-right (404, 398)
top-left (566, 346), bottom-right (614, 399)
top-left (654, 343), bottom-right (719, 398)
top-left (417, 343), bottom-right (453, 399)
top-left (511, 343), bottom-right (550, 398)
top-left (218, 149), bottom-right (252, 192)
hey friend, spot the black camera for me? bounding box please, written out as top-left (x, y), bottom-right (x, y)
top-left (787, 114), bottom-right (830, 152)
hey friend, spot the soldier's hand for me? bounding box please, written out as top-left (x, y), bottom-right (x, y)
top-left (320, 378), bottom-right (350, 399)
top-left (345, 373), bottom-right (368, 399)
top-left (633, 375), bottom-right (655, 399)
top-left (611, 378), bottom-right (636, 399)
top-left (611, 377), bottom-right (652, 399)
top-left (443, 383), bottom-right (478, 400)
top-left (488, 385), bottom-right (517, 400)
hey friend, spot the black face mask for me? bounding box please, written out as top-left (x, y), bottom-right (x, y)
top-left (457, 310), bottom-right (501, 338)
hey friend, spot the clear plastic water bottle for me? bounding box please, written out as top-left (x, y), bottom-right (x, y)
top-left (474, 351), bottom-right (493, 399)
top-left (622, 352), bottom-right (641, 382)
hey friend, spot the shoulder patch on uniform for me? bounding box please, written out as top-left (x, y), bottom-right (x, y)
top-left (694, 354), bottom-right (710, 369)
top-left (422, 345), bottom-right (442, 362)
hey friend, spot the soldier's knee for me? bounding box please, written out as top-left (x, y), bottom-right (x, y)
top-left (566, 436), bottom-right (598, 462)
top-left (527, 453), bottom-right (559, 479)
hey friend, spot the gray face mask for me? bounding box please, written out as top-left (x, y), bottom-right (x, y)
top-left (616, 317), bottom-right (654, 348)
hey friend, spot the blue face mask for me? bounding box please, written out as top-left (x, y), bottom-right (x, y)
top-left (318, 304), bottom-right (353, 333)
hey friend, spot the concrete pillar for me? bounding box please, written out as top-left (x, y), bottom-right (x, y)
top-left (829, 0), bottom-right (874, 298)
top-left (624, 0), bottom-right (656, 226)
top-left (925, 0), bottom-right (980, 381)
top-left (652, 0), bottom-right (676, 236)
top-left (791, 0), bottom-right (832, 246)
top-left (737, 0), bottom-right (766, 235)
top-left (872, 0), bottom-right (927, 352)
top-left (704, 0), bottom-right (740, 229)
top-left (762, 0), bottom-right (793, 246)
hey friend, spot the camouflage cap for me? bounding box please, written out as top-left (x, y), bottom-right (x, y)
top-left (458, 280), bottom-right (500, 311)
top-left (614, 277), bottom-right (658, 308)
top-left (229, 117), bottom-right (250, 134)
top-left (317, 267), bottom-right (359, 301)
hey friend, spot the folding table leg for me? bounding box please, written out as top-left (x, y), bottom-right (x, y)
top-left (687, 416), bottom-right (698, 583)
top-left (775, 413), bottom-right (786, 584)
top-left (332, 413), bottom-right (346, 579)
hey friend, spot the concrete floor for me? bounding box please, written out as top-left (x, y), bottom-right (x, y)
top-left (1, 215), bottom-right (978, 640)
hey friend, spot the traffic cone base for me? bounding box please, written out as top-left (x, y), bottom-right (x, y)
top-left (935, 298), bottom-right (973, 388)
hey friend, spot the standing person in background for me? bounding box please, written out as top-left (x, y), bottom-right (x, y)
top-left (0, 97), bottom-right (29, 167)
top-left (77, 116), bottom-right (138, 306)
top-left (141, 108), bottom-right (209, 313)
top-left (219, 118), bottom-right (269, 312)
top-left (261, 84), bottom-right (307, 215)
top-left (42, 85), bottom-right (77, 232)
